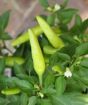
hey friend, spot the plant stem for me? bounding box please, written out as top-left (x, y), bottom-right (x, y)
top-left (39, 75), bottom-right (42, 88)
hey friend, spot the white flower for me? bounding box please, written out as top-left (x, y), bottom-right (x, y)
top-left (64, 68), bottom-right (72, 78)
top-left (38, 92), bottom-right (44, 98)
top-left (53, 4), bottom-right (61, 12)
top-left (84, 54), bottom-right (88, 58)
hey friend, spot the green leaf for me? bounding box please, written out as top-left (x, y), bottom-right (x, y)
top-left (51, 92), bottom-right (88, 105)
top-left (28, 96), bottom-right (37, 105)
top-left (0, 11), bottom-right (10, 31)
top-left (0, 58), bottom-right (5, 74)
top-left (14, 43), bottom-right (25, 56)
top-left (0, 32), bottom-right (11, 40)
top-left (60, 43), bottom-right (78, 57)
top-left (20, 93), bottom-right (28, 105)
top-left (47, 14), bottom-right (55, 26)
top-left (13, 63), bottom-right (25, 76)
top-left (70, 15), bottom-right (82, 35)
top-left (49, 52), bottom-right (70, 66)
top-left (73, 66), bottom-right (88, 86)
top-left (75, 42), bottom-right (88, 56)
top-left (44, 72), bottom-right (55, 88)
top-left (75, 14), bottom-right (82, 26)
top-left (7, 95), bottom-right (20, 105)
top-left (0, 75), bottom-right (16, 89)
top-left (13, 77), bottom-right (33, 91)
top-left (57, 8), bottom-right (78, 24)
top-left (0, 97), bottom-right (9, 105)
top-left (39, 0), bottom-right (49, 8)
top-left (55, 76), bottom-right (66, 96)
top-left (24, 54), bottom-right (33, 73)
top-left (71, 18), bottom-right (88, 35)
top-left (81, 18), bottom-right (88, 33)
top-left (59, 23), bottom-right (68, 32)
top-left (60, 0), bottom-right (69, 9)
top-left (42, 87), bottom-right (56, 96)
top-left (80, 58), bottom-right (88, 68)
top-left (15, 74), bottom-right (37, 85)
top-left (60, 34), bottom-right (78, 44)
top-left (39, 35), bottom-right (50, 47)
top-left (40, 99), bottom-right (52, 105)
top-left (66, 77), bottom-right (83, 92)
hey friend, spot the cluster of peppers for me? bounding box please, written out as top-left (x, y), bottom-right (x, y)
top-left (13, 16), bottom-right (64, 86)
top-left (1, 16), bottom-right (64, 95)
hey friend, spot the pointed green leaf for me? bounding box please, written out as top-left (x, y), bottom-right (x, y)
top-left (75, 42), bottom-right (88, 56)
top-left (0, 11), bottom-right (10, 31)
top-left (20, 93), bottom-right (28, 105)
top-left (28, 96), bottom-right (37, 105)
top-left (39, 0), bottom-right (49, 8)
top-left (0, 58), bottom-right (5, 74)
top-left (44, 72), bottom-right (55, 88)
top-left (55, 76), bottom-right (66, 96)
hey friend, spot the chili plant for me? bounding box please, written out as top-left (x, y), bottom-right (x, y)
top-left (0, 0), bottom-right (88, 105)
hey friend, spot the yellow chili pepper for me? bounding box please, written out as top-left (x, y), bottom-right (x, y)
top-left (43, 45), bottom-right (58, 55)
top-left (1, 88), bottom-right (21, 95)
top-left (5, 56), bottom-right (25, 66)
top-left (12, 26), bottom-right (62, 47)
top-left (12, 25), bottom-right (42, 47)
top-left (28, 29), bottom-right (45, 86)
top-left (36, 16), bottom-right (64, 48)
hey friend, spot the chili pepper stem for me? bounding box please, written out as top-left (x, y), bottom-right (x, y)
top-left (39, 75), bottom-right (43, 88)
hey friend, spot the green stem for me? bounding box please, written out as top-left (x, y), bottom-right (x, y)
top-left (39, 75), bottom-right (42, 88)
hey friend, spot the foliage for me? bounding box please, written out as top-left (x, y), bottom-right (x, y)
top-left (0, 0), bottom-right (88, 105)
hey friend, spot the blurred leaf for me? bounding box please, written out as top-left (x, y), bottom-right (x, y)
top-left (28, 96), bottom-right (37, 105)
top-left (75, 14), bottom-right (82, 26)
top-left (70, 15), bottom-right (82, 35)
top-left (80, 58), bottom-right (88, 68)
top-left (81, 18), bottom-right (88, 33)
top-left (20, 93), bottom-right (28, 105)
top-left (39, 35), bottom-right (50, 47)
top-left (49, 52), bottom-right (70, 66)
top-left (0, 97), bottom-right (9, 105)
top-left (73, 65), bottom-right (88, 86)
top-left (60, 43), bottom-right (78, 57)
top-left (47, 14), bottom-right (55, 26)
top-left (0, 58), bottom-right (5, 74)
top-left (13, 77), bottom-right (33, 91)
top-left (51, 92), bottom-right (88, 105)
top-left (59, 23), bottom-right (68, 32)
top-left (0, 11), bottom-right (10, 31)
top-left (55, 76), bottom-right (66, 96)
top-left (15, 74), bottom-right (37, 85)
top-left (70, 17), bottom-right (88, 35)
top-left (44, 72), bottom-right (55, 88)
top-left (14, 44), bottom-right (25, 57)
top-left (13, 63), bottom-right (25, 76)
top-left (0, 75), bottom-right (16, 89)
top-left (60, 34), bottom-right (78, 45)
top-left (57, 8), bottom-right (78, 24)
top-left (60, 0), bottom-right (69, 9)
top-left (39, 0), bottom-right (49, 8)
top-left (0, 32), bottom-right (11, 40)
top-left (66, 77), bottom-right (83, 92)
top-left (42, 87), bottom-right (56, 95)
top-left (40, 99), bottom-right (52, 105)
top-left (75, 42), bottom-right (88, 56)
top-left (7, 95), bottom-right (20, 105)
top-left (24, 54), bottom-right (33, 73)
